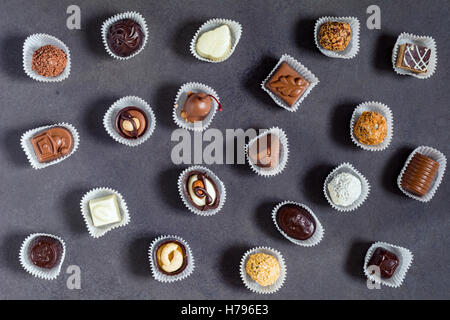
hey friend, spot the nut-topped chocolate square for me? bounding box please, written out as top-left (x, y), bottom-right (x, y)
top-left (265, 61), bottom-right (310, 107)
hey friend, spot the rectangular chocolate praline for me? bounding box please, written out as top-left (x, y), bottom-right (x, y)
top-left (396, 43), bottom-right (431, 74)
top-left (265, 61), bottom-right (310, 107)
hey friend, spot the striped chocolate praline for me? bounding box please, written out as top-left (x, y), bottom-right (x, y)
top-left (401, 153), bottom-right (439, 197)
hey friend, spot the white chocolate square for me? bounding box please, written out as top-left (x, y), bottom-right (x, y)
top-left (88, 194), bottom-right (122, 227)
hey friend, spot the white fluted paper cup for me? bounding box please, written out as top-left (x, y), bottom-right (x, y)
top-left (103, 96), bottom-right (156, 146)
top-left (261, 54), bottom-right (319, 112)
top-left (190, 18), bottom-right (242, 63)
top-left (350, 101), bottom-right (393, 151)
top-left (397, 146), bottom-right (447, 202)
top-left (173, 82), bottom-right (221, 131)
top-left (392, 33), bottom-right (437, 79)
top-left (19, 233), bottom-right (66, 280)
top-left (80, 187), bottom-right (131, 238)
top-left (20, 122), bottom-right (80, 170)
top-left (23, 33), bottom-right (71, 82)
top-left (240, 247), bottom-right (286, 294)
top-left (323, 162), bottom-right (370, 212)
top-left (101, 11), bottom-right (149, 60)
top-left (314, 16), bottom-right (360, 59)
top-left (364, 241), bottom-right (413, 288)
top-left (245, 127), bottom-right (289, 177)
top-left (178, 165), bottom-right (226, 216)
top-left (149, 235), bottom-right (195, 283)
top-left (271, 201), bottom-right (324, 247)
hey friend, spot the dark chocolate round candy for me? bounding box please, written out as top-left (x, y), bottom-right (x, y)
top-left (29, 236), bottom-right (63, 269)
top-left (115, 106), bottom-right (148, 139)
top-left (107, 19), bottom-right (144, 57)
top-left (276, 203), bottom-right (316, 240)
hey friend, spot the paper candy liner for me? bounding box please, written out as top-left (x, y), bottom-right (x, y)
top-left (20, 122), bottom-right (80, 170)
top-left (80, 187), bottom-right (131, 238)
top-left (240, 246), bottom-right (286, 294)
top-left (19, 233), bottom-right (66, 280)
top-left (23, 33), bottom-right (71, 82)
top-left (397, 146), bottom-right (447, 202)
top-left (261, 54), bottom-right (319, 112)
top-left (350, 101), bottom-right (394, 151)
top-left (173, 82), bottom-right (220, 132)
top-left (363, 241), bottom-right (413, 288)
top-left (190, 18), bottom-right (242, 63)
top-left (101, 11), bottom-right (149, 60)
top-left (392, 33), bottom-right (437, 79)
top-left (323, 162), bottom-right (370, 212)
top-left (103, 96), bottom-right (156, 146)
top-left (177, 165), bottom-right (227, 216)
top-left (148, 235), bottom-right (195, 283)
top-left (271, 201), bottom-right (324, 247)
top-left (245, 127), bottom-right (289, 177)
top-left (314, 16), bottom-right (360, 59)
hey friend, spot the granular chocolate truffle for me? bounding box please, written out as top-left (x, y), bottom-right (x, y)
top-left (107, 19), bottom-right (145, 57)
top-left (353, 111), bottom-right (387, 145)
top-left (246, 253), bottom-right (281, 287)
top-left (29, 236), bottom-right (63, 269)
top-left (318, 22), bottom-right (351, 52)
top-left (32, 45), bottom-right (67, 77)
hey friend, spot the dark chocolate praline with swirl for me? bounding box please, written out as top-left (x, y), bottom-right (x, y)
top-left (114, 106), bottom-right (148, 139)
top-left (276, 203), bottom-right (316, 240)
top-left (28, 236), bottom-right (63, 269)
top-left (183, 170), bottom-right (220, 211)
top-left (107, 18), bottom-right (144, 57)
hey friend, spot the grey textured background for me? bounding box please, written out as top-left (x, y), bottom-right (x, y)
top-left (0, 0), bottom-right (449, 300)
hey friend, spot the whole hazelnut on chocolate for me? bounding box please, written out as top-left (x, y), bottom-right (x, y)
top-left (115, 106), bottom-right (148, 139)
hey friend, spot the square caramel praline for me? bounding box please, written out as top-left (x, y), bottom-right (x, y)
top-left (265, 61), bottom-right (310, 107)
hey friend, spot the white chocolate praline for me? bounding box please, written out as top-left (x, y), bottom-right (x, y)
top-left (327, 172), bottom-right (362, 206)
top-left (88, 194), bottom-right (122, 227)
top-left (157, 242), bottom-right (184, 273)
top-left (195, 25), bottom-right (232, 61)
top-left (187, 174), bottom-right (217, 207)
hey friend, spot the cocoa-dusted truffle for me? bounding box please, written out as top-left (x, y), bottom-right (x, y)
top-left (318, 22), bottom-right (351, 52)
top-left (353, 111), bottom-right (387, 145)
top-left (32, 45), bottom-right (67, 77)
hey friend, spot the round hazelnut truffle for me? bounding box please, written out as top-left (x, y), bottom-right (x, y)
top-left (318, 22), bottom-right (352, 52)
top-left (246, 253), bottom-right (281, 286)
top-left (353, 111), bottom-right (387, 145)
top-left (32, 45), bottom-right (67, 77)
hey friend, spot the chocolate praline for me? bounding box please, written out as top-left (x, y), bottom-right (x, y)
top-left (28, 236), bottom-right (63, 269)
top-left (114, 106), bottom-right (148, 139)
top-left (180, 92), bottom-right (213, 123)
top-left (276, 203), bottom-right (316, 240)
top-left (31, 127), bottom-right (74, 163)
top-left (183, 170), bottom-right (220, 211)
top-left (107, 18), bottom-right (144, 57)
top-left (367, 247), bottom-right (399, 279)
top-left (155, 240), bottom-right (188, 276)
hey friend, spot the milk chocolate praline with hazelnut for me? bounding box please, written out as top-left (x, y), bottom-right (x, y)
top-left (183, 170), bottom-right (220, 211)
top-left (115, 106), bottom-right (148, 139)
top-left (155, 240), bottom-right (188, 276)
top-left (248, 134), bottom-right (282, 169)
top-left (180, 92), bottom-right (213, 123)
